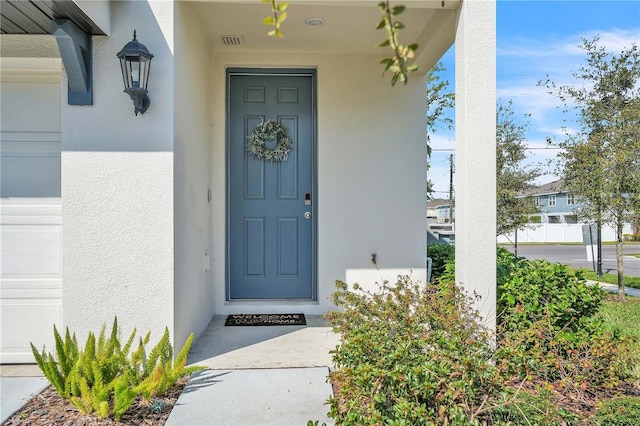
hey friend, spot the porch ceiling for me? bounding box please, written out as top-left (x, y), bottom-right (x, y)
top-left (0, 0), bottom-right (105, 35)
top-left (188, 0), bottom-right (459, 71)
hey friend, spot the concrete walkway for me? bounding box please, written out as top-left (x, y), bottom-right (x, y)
top-left (166, 315), bottom-right (338, 425)
top-left (0, 376), bottom-right (49, 423)
top-left (593, 281), bottom-right (640, 298)
top-left (166, 367), bottom-right (333, 425)
top-left (1, 316), bottom-right (339, 425)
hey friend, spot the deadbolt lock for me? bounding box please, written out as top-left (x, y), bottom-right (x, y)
top-left (304, 212), bottom-right (312, 220)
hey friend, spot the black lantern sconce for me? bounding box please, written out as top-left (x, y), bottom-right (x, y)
top-left (116, 30), bottom-right (154, 115)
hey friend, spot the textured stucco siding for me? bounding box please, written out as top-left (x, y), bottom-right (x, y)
top-left (61, 0), bottom-right (175, 344)
top-left (454, 0), bottom-right (497, 331)
top-left (173, 1), bottom-right (214, 351)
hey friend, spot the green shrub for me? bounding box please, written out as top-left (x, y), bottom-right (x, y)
top-left (426, 243), bottom-right (455, 281)
top-left (497, 248), bottom-right (605, 335)
top-left (325, 276), bottom-right (501, 425)
top-left (495, 248), bottom-right (638, 391)
top-left (496, 316), bottom-right (638, 389)
top-left (595, 397), bottom-right (640, 426)
top-left (326, 250), bottom-right (639, 424)
top-left (529, 215), bottom-right (542, 223)
top-left (31, 317), bottom-right (204, 421)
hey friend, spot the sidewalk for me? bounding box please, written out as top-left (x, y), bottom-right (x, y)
top-left (589, 280), bottom-right (640, 298)
top-left (0, 376), bottom-right (48, 423)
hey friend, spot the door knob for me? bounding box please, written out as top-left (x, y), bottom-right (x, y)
top-left (304, 212), bottom-right (311, 220)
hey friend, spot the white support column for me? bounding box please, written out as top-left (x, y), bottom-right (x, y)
top-left (454, 0), bottom-right (496, 330)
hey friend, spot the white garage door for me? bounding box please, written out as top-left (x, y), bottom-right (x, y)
top-left (1, 58), bottom-right (62, 363)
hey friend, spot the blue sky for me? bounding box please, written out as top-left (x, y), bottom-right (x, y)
top-left (428, 0), bottom-right (640, 200)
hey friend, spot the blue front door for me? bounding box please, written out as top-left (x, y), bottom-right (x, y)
top-left (227, 69), bottom-right (316, 299)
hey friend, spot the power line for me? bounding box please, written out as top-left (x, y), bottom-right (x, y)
top-left (525, 147), bottom-right (563, 150)
top-left (432, 157), bottom-right (451, 165)
top-left (432, 147), bottom-right (563, 151)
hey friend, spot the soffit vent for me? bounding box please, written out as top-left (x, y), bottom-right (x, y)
top-left (221, 35), bottom-right (245, 46)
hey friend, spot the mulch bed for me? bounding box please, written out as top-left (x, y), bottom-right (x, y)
top-left (3, 379), bottom-right (187, 426)
top-left (512, 379), bottom-right (640, 422)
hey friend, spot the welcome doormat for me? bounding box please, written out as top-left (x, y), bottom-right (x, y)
top-left (224, 313), bottom-right (306, 326)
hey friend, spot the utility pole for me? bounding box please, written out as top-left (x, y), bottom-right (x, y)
top-left (448, 154), bottom-right (454, 224)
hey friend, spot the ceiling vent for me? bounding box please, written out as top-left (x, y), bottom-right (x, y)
top-left (221, 35), bottom-right (245, 46)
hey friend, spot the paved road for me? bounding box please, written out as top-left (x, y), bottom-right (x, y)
top-left (504, 244), bottom-right (640, 277)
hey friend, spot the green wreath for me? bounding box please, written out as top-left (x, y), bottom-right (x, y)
top-left (247, 120), bottom-right (293, 162)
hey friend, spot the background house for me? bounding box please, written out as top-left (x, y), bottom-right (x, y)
top-left (427, 198), bottom-right (455, 224)
top-left (1, 0), bottom-right (496, 363)
top-left (526, 179), bottom-right (577, 224)
top-left (427, 198), bottom-right (455, 244)
top-left (497, 179), bottom-right (632, 244)
top-left (427, 198), bottom-right (448, 220)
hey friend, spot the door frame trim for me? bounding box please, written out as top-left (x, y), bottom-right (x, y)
top-left (225, 68), bottom-right (318, 301)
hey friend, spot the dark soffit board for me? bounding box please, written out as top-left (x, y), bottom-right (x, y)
top-left (1, 0), bottom-right (106, 35)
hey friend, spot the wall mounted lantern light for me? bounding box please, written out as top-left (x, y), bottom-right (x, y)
top-left (116, 30), bottom-right (154, 115)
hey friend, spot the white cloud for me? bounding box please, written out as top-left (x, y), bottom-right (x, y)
top-left (581, 29), bottom-right (640, 53)
top-left (498, 28), bottom-right (639, 91)
top-left (498, 29), bottom-right (638, 60)
top-left (497, 27), bottom-right (638, 152)
top-left (428, 133), bottom-right (455, 151)
top-left (497, 84), bottom-right (564, 124)
top-left (429, 26), bottom-right (637, 194)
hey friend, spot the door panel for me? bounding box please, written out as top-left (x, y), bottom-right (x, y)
top-left (228, 70), bottom-right (315, 299)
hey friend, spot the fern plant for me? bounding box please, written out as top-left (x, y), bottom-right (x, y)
top-left (31, 325), bottom-right (78, 397)
top-left (135, 328), bottom-right (205, 399)
top-left (62, 318), bottom-right (136, 417)
top-left (31, 317), bottom-right (205, 421)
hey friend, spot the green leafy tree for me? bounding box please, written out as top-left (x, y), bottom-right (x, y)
top-left (496, 100), bottom-right (540, 239)
top-left (542, 37), bottom-right (640, 300)
top-left (426, 62), bottom-right (455, 199)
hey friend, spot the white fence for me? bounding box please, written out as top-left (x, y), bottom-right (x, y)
top-left (498, 223), bottom-right (633, 244)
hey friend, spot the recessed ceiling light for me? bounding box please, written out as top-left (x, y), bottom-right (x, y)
top-left (305, 17), bottom-right (325, 26)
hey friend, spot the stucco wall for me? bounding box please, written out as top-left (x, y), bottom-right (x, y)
top-left (61, 0), bottom-right (175, 343)
top-left (454, 0), bottom-right (497, 330)
top-left (173, 2), bottom-right (214, 350)
top-left (211, 51), bottom-right (427, 315)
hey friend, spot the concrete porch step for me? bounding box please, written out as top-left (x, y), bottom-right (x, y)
top-left (187, 315), bottom-right (339, 370)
